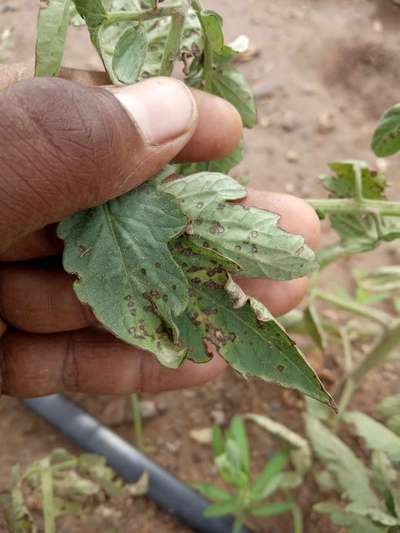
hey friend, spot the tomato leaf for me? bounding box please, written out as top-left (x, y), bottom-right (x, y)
top-left (172, 240), bottom-right (333, 405)
top-left (305, 416), bottom-right (379, 507)
top-left (112, 25), bottom-right (148, 84)
top-left (163, 172), bottom-right (318, 281)
top-left (372, 103), bottom-right (400, 157)
top-left (36, 0), bottom-right (72, 77)
top-left (58, 179), bottom-right (189, 368)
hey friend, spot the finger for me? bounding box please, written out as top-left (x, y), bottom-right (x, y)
top-left (0, 191), bottom-right (319, 332)
top-left (235, 189), bottom-right (320, 316)
top-left (0, 76), bottom-right (198, 252)
top-left (0, 329), bottom-right (227, 397)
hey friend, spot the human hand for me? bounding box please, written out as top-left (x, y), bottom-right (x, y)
top-left (0, 65), bottom-right (320, 397)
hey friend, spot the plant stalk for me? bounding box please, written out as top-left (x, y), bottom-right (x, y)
top-left (338, 319), bottom-right (400, 412)
top-left (306, 198), bottom-right (400, 217)
top-left (159, 8), bottom-right (187, 75)
top-left (131, 393), bottom-right (145, 451)
top-left (107, 5), bottom-right (186, 24)
top-left (313, 289), bottom-right (392, 328)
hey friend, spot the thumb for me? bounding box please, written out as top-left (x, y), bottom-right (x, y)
top-left (0, 76), bottom-right (197, 251)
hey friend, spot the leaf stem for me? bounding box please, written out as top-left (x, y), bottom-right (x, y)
top-left (192, 0), bottom-right (213, 90)
top-left (131, 393), bottom-right (145, 451)
top-left (313, 289), bottom-right (393, 328)
top-left (307, 198), bottom-right (400, 217)
top-left (107, 5), bottom-right (185, 24)
top-left (159, 4), bottom-right (188, 76)
top-left (337, 319), bottom-right (400, 412)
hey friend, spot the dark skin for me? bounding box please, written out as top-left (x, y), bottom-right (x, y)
top-left (0, 65), bottom-right (320, 398)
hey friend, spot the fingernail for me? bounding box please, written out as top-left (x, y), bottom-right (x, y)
top-left (110, 77), bottom-right (197, 146)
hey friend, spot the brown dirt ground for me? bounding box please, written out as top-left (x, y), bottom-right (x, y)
top-left (1, 0), bottom-right (400, 532)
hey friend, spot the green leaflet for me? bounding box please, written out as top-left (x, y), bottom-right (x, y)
top-left (210, 64), bottom-right (257, 128)
top-left (198, 9), bottom-right (224, 53)
top-left (177, 138), bottom-right (244, 176)
top-left (321, 160), bottom-right (400, 252)
top-left (372, 103), bottom-right (400, 157)
top-left (72, 0), bottom-right (107, 30)
top-left (112, 25), bottom-right (148, 84)
top-left (162, 172), bottom-right (319, 280)
top-left (305, 416), bottom-right (380, 507)
top-left (58, 179), bottom-right (189, 368)
top-left (172, 240), bottom-right (333, 405)
top-left (36, 0), bottom-right (72, 77)
top-left (344, 412), bottom-right (400, 463)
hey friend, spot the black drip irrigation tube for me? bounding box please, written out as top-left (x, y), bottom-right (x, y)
top-left (23, 395), bottom-right (254, 533)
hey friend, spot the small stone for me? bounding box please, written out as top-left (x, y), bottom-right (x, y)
top-left (139, 400), bottom-right (158, 419)
top-left (190, 428), bottom-right (213, 444)
top-left (285, 182), bottom-right (295, 193)
top-left (157, 399), bottom-right (168, 414)
top-left (286, 150), bottom-right (299, 163)
top-left (183, 390), bottom-right (196, 398)
top-left (317, 112), bottom-right (336, 134)
top-left (211, 410), bottom-right (227, 425)
top-left (281, 111), bottom-right (298, 132)
top-left (372, 19), bottom-right (383, 33)
top-left (259, 115), bottom-right (271, 128)
top-left (165, 440), bottom-right (182, 453)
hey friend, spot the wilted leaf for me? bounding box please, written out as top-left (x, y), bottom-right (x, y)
top-left (344, 412), bottom-right (400, 463)
top-left (55, 471), bottom-right (100, 498)
top-left (0, 467), bottom-right (37, 533)
top-left (305, 416), bottom-right (379, 506)
top-left (372, 103), bottom-right (400, 157)
top-left (163, 172), bottom-right (318, 281)
top-left (36, 0), bottom-right (71, 76)
top-left (245, 413), bottom-right (312, 475)
top-left (112, 26), bottom-right (148, 84)
top-left (58, 179), bottom-right (189, 368)
top-left (126, 472), bottom-right (148, 497)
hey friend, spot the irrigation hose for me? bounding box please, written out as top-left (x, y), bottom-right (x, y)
top-left (23, 394), bottom-right (253, 533)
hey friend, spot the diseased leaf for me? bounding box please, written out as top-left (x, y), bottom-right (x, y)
top-left (58, 179), bottom-right (189, 368)
top-left (112, 25), bottom-right (148, 84)
top-left (163, 172), bottom-right (319, 281)
top-left (305, 416), bottom-right (379, 506)
top-left (344, 412), bottom-right (400, 463)
top-left (172, 241), bottom-right (333, 405)
top-left (245, 413), bottom-right (312, 475)
top-left (36, 0), bottom-right (71, 77)
top-left (372, 103), bottom-right (400, 157)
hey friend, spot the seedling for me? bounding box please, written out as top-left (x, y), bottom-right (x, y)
top-left (193, 416), bottom-right (303, 533)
